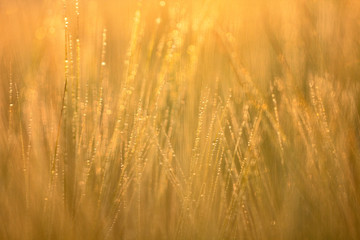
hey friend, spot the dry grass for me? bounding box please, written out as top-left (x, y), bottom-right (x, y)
top-left (1, 0), bottom-right (360, 239)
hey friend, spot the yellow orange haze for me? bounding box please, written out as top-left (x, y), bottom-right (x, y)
top-left (1, 0), bottom-right (360, 239)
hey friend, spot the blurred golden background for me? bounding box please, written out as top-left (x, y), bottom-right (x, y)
top-left (1, 0), bottom-right (360, 239)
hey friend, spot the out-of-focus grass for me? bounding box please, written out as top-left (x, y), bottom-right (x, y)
top-left (1, 0), bottom-right (360, 239)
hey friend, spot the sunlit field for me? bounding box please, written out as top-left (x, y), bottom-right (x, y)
top-left (1, 0), bottom-right (360, 239)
